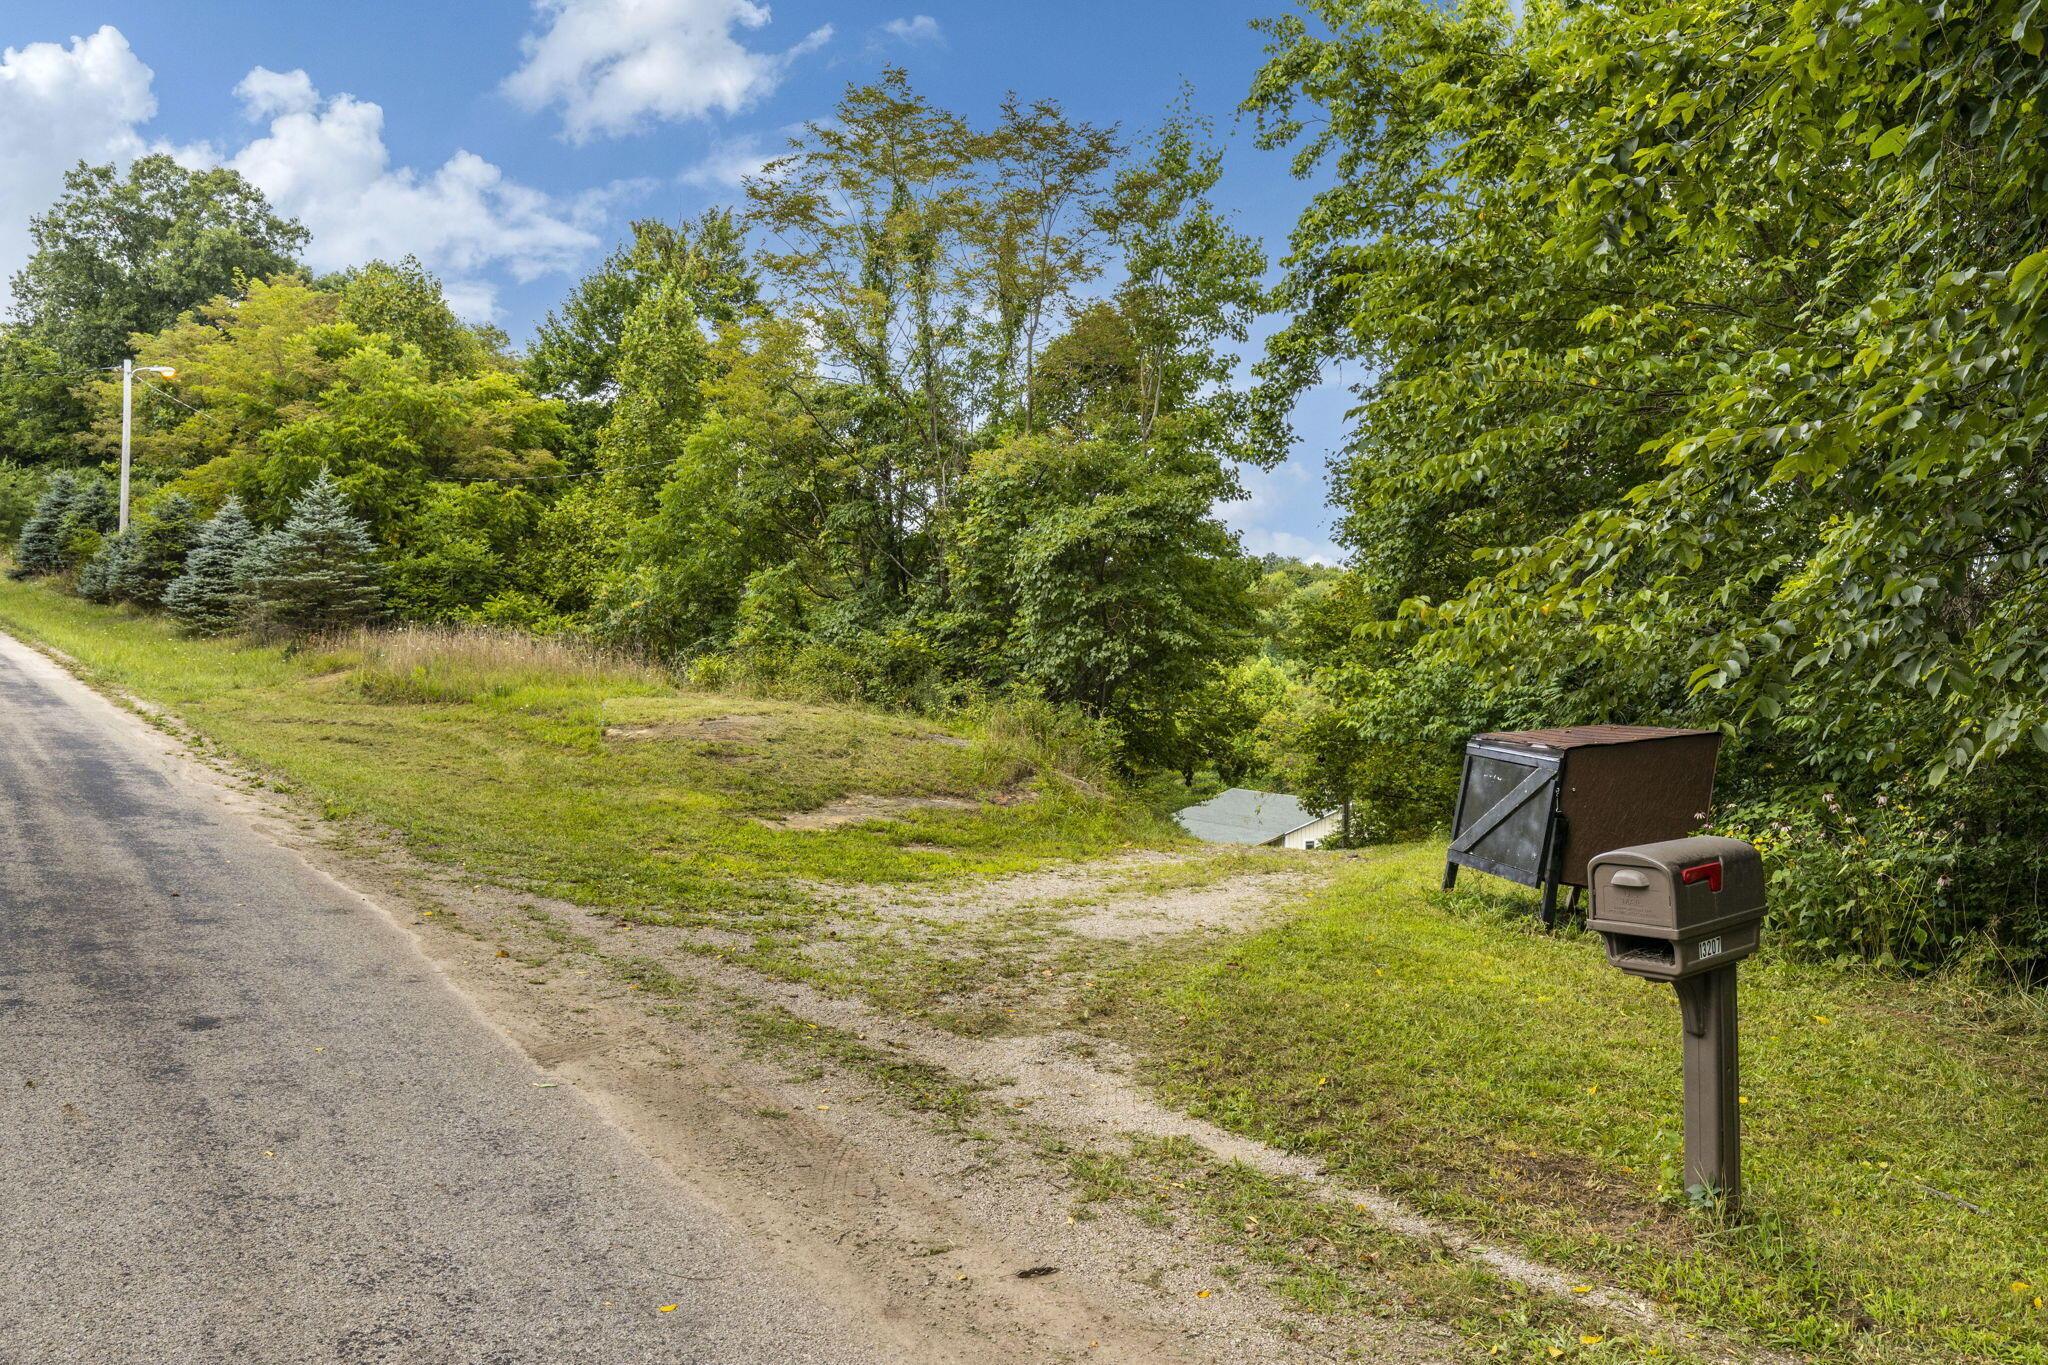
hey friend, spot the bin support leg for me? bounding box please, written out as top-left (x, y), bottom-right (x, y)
top-left (1442, 861), bottom-right (1458, 891)
top-left (1675, 966), bottom-right (1741, 1216)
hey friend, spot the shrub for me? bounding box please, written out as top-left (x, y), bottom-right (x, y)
top-left (1716, 789), bottom-right (1966, 971)
top-left (240, 472), bottom-right (382, 635)
top-left (164, 497), bottom-right (258, 634)
top-left (966, 690), bottom-right (1121, 795)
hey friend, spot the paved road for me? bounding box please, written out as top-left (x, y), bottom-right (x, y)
top-left (0, 633), bottom-right (894, 1365)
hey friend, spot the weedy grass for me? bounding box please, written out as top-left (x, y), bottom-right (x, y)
top-left (0, 581), bottom-right (1177, 930)
top-left (1089, 842), bottom-right (2048, 1364)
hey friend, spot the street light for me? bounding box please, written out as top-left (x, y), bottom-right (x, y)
top-left (118, 359), bottom-right (176, 533)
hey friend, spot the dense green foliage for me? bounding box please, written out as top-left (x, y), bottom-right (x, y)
top-left (1245, 0), bottom-right (2048, 968)
top-left (10, 156), bottom-right (307, 371)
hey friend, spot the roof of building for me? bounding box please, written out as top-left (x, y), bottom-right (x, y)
top-left (1174, 788), bottom-right (1328, 845)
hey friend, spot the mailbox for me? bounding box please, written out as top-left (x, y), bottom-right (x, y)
top-left (1587, 835), bottom-right (1765, 982)
top-left (1589, 834), bottom-right (1766, 1217)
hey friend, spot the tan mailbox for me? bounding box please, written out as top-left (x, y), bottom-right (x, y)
top-left (1588, 835), bottom-right (1764, 982)
top-left (1588, 834), bottom-right (1766, 1216)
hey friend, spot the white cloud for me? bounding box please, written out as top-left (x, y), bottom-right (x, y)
top-left (0, 26), bottom-right (156, 316)
top-left (1224, 456), bottom-right (1343, 566)
top-left (211, 68), bottom-right (600, 320)
top-left (882, 15), bottom-right (943, 44)
top-left (233, 66), bottom-right (318, 120)
top-left (1233, 526), bottom-right (1341, 567)
top-left (679, 134), bottom-right (775, 190)
top-left (505, 0), bottom-right (833, 144)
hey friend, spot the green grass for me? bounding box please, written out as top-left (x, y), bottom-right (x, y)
top-left (1091, 843), bottom-right (2048, 1364)
top-left (0, 580), bottom-right (1174, 932)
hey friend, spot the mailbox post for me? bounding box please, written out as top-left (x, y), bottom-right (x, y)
top-left (1587, 835), bottom-right (1766, 1215)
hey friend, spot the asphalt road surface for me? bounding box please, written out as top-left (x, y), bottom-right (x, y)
top-left (0, 633), bottom-right (895, 1365)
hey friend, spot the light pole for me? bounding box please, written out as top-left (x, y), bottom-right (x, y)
top-left (118, 359), bottom-right (176, 533)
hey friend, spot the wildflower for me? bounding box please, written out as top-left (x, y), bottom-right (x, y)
top-left (1874, 793), bottom-right (1888, 806)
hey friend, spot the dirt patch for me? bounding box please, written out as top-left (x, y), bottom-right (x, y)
top-left (764, 793), bottom-right (985, 830)
top-left (604, 714), bottom-right (769, 743)
top-left (828, 851), bottom-right (1321, 942)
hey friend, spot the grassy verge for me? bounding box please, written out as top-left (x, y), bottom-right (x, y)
top-left (1089, 843), bottom-right (2048, 1364)
top-left (0, 580), bottom-right (1173, 934)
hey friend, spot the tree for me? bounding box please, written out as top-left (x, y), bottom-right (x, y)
top-left (12, 472), bottom-right (80, 577)
top-left (1249, 0), bottom-right (2048, 962)
top-left (528, 211), bottom-right (758, 458)
top-left (947, 433), bottom-right (1256, 767)
top-left (331, 257), bottom-right (502, 378)
top-left (111, 494), bottom-right (203, 605)
top-left (163, 497), bottom-right (258, 634)
top-left (240, 472), bottom-right (383, 633)
top-left (21, 474), bottom-right (119, 575)
top-left (0, 330), bottom-right (90, 465)
top-left (81, 278), bottom-right (566, 537)
top-left (10, 156), bottom-right (306, 369)
top-left (77, 531), bottom-right (133, 603)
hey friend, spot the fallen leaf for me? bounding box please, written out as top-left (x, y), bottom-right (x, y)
top-left (1571, 1284), bottom-right (1593, 1294)
top-left (496, 949), bottom-right (510, 958)
top-left (2014, 1281), bottom-right (2034, 1294)
top-left (1196, 1289), bottom-right (1211, 1299)
top-left (1016, 1266), bottom-right (1058, 1280)
top-left (657, 1304), bottom-right (677, 1313)
top-left (1581, 1335), bottom-right (1605, 1346)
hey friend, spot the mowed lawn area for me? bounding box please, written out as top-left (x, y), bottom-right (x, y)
top-left (1097, 844), bottom-right (2048, 1364)
top-left (0, 578), bottom-right (1169, 931)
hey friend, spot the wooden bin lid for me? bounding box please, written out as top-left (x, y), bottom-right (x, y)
top-left (1474, 725), bottom-right (1717, 750)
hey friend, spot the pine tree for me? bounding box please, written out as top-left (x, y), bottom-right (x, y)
top-left (77, 531), bottom-right (133, 602)
top-left (239, 472), bottom-right (382, 634)
top-left (53, 477), bottom-right (117, 572)
top-left (12, 472), bottom-right (78, 577)
top-left (110, 493), bottom-right (202, 605)
top-left (163, 497), bottom-right (257, 634)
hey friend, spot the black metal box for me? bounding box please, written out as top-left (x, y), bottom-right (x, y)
top-left (1443, 725), bottom-right (1721, 923)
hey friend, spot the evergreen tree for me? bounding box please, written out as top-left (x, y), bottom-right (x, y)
top-left (77, 531), bottom-right (133, 602)
top-left (239, 473), bottom-right (382, 634)
top-left (53, 477), bottom-right (117, 571)
top-left (163, 497), bottom-right (257, 633)
top-left (110, 494), bottom-right (203, 605)
top-left (12, 472), bottom-right (79, 577)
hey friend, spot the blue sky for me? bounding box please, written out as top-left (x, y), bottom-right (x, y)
top-left (0, 2), bottom-right (1355, 562)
